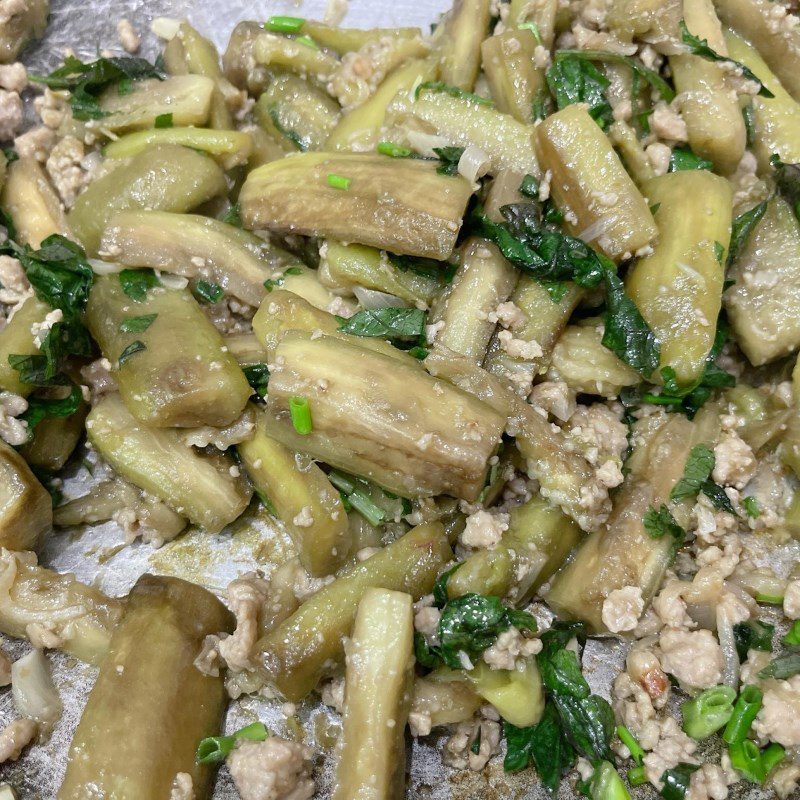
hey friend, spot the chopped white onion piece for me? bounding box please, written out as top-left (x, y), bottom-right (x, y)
top-left (353, 286), bottom-right (407, 310)
top-left (406, 129), bottom-right (452, 158)
top-left (457, 145), bottom-right (491, 184)
top-left (11, 649), bottom-right (62, 727)
top-left (88, 258), bottom-right (124, 275)
top-left (155, 270), bottom-right (189, 290)
top-left (0, 784), bottom-right (17, 800)
top-left (576, 216), bottom-right (612, 244)
top-left (151, 17), bottom-right (181, 40)
top-left (716, 605), bottom-right (740, 690)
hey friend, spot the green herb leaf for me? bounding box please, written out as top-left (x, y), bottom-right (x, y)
top-left (537, 622), bottom-right (590, 699)
top-left (783, 620), bottom-right (800, 647)
top-left (733, 620), bottom-right (774, 661)
top-left (728, 200), bottom-right (768, 265)
top-left (243, 364), bottom-right (270, 398)
top-left (519, 174), bottom-right (540, 198)
top-left (670, 444), bottom-right (715, 502)
top-left (660, 763), bottom-right (700, 800)
top-left (220, 202), bottom-right (242, 228)
top-left (388, 252), bottom-right (456, 283)
top-left (700, 479), bottom-right (737, 515)
top-left (119, 268), bottom-right (161, 302)
top-left (679, 20), bottom-right (773, 98)
top-left (338, 307), bottom-right (426, 340)
top-left (669, 147), bottom-right (713, 172)
top-left (415, 80), bottom-right (494, 107)
top-left (118, 340), bottom-right (146, 365)
top-left (433, 563), bottom-right (462, 608)
top-left (31, 55), bottom-right (165, 120)
top-left (22, 383), bottom-right (83, 433)
top-left (743, 103), bottom-right (756, 146)
top-left (553, 49), bottom-right (675, 102)
top-left (771, 155), bottom-right (800, 220)
top-left (758, 653), bottom-right (800, 680)
top-left (552, 693), bottom-right (616, 763)
top-left (119, 313), bottom-right (157, 334)
top-left (193, 280), bottom-right (224, 304)
top-left (437, 593), bottom-right (511, 669)
top-left (154, 112), bottom-right (173, 128)
top-left (546, 55), bottom-right (613, 129)
top-left (432, 146), bottom-right (465, 176)
top-left (644, 504), bottom-right (686, 541)
top-left (267, 104), bottom-right (308, 151)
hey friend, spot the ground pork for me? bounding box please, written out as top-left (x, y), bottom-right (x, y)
top-left (319, 676), bottom-right (345, 713)
top-left (459, 510), bottom-right (509, 550)
top-left (45, 136), bottom-right (90, 208)
top-left (565, 403), bottom-right (629, 467)
top-left (0, 719), bottom-right (37, 763)
top-left (169, 773), bottom-right (194, 800)
top-left (601, 586), bottom-right (644, 633)
top-left (497, 329), bottom-right (543, 360)
top-left (529, 380), bottom-right (576, 422)
top-left (0, 391), bottom-right (28, 446)
top-left (217, 572), bottom-right (269, 673)
top-left (642, 717), bottom-right (698, 789)
top-left (0, 89), bottom-right (22, 142)
top-left (0, 255), bottom-right (29, 306)
top-left (658, 628), bottom-right (723, 690)
top-left (712, 433), bottom-right (757, 489)
top-left (482, 626), bottom-right (542, 670)
top-left (488, 301), bottom-right (527, 331)
top-left (783, 579), bottom-right (800, 619)
top-left (13, 125), bottom-right (55, 162)
top-left (442, 717), bottom-right (501, 771)
top-left (770, 762), bottom-right (800, 799)
top-left (686, 763), bottom-right (731, 800)
top-left (649, 101), bottom-right (688, 143)
top-left (753, 675), bottom-right (800, 747)
top-left (0, 63), bottom-right (26, 92)
top-left (117, 18), bottom-right (141, 53)
top-left (227, 737), bottom-right (315, 800)
top-left (612, 672), bottom-right (662, 751)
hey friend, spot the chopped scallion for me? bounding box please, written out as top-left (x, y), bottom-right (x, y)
top-left (615, 725), bottom-right (644, 764)
top-left (681, 685), bottom-right (735, 740)
top-left (327, 173), bottom-right (351, 190)
top-left (264, 15), bottom-right (305, 33)
top-left (289, 396), bottom-right (312, 435)
top-left (377, 141), bottom-right (412, 158)
top-left (196, 721), bottom-right (268, 764)
top-left (727, 739), bottom-right (765, 783)
top-left (722, 684), bottom-right (763, 745)
top-left (347, 490), bottom-right (387, 527)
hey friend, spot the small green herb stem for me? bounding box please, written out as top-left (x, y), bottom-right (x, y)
top-left (728, 740), bottom-right (765, 784)
top-left (264, 15), bottom-right (305, 32)
top-left (755, 593), bottom-right (784, 605)
top-left (722, 685), bottom-right (763, 744)
top-left (681, 685), bottom-right (736, 740)
top-left (347, 489), bottom-right (387, 527)
top-left (289, 396), bottom-right (313, 435)
top-left (615, 725), bottom-right (644, 764)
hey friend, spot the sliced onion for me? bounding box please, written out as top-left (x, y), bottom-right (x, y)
top-left (457, 145), bottom-right (492, 184)
top-left (155, 270), bottom-right (189, 290)
top-left (716, 605), bottom-right (740, 690)
top-left (406, 129), bottom-right (452, 158)
top-left (576, 216), bottom-right (612, 244)
top-left (11, 649), bottom-right (62, 727)
top-left (88, 258), bottom-right (124, 276)
top-left (151, 17), bottom-right (181, 40)
top-left (353, 286), bottom-right (407, 310)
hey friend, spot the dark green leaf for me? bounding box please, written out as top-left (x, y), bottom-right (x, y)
top-left (193, 280), bottom-right (224, 304)
top-left (506, 609), bottom-right (538, 633)
top-left (783, 620), bottom-right (800, 647)
top-left (552, 693), bottom-right (615, 762)
top-left (728, 201), bottom-right (768, 265)
top-left (118, 340), bottom-right (146, 365)
top-left (700, 479), bottom-right (737, 515)
top-left (537, 621), bottom-right (588, 698)
top-left (670, 444), bottom-right (715, 502)
top-left (742, 496), bottom-right (760, 518)
top-left (519, 174), bottom-right (540, 198)
top-left (758, 653), bottom-right (800, 679)
top-left (432, 146), bottom-right (465, 176)
top-left (414, 631), bottom-right (440, 669)
top-left (414, 80), bottom-right (494, 107)
top-left (433, 563), bottom-right (462, 608)
top-left (438, 593), bottom-right (510, 669)
top-left (338, 307), bottom-right (426, 340)
top-left (119, 268), bottom-right (161, 301)
top-left (679, 20), bottom-right (773, 98)
top-left (546, 55), bottom-right (613, 129)
top-left (388, 252), bottom-right (456, 283)
top-left (743, 103), bottom-right (756, 147)
top-left (733, 620), bottom-right (774, 661)
top-left (243, 363), bottom-right (270, 397)
top-left (268, 104), bottom-right (308, 151)
top-left (154, 112), bottom-right (173, 128)
top-left (119, 313), bottom-right (157, 334)
top-left (771, 155), bottom-right (800, 220)
top-left (553, 49), bottom-right (675, 102)
top-left (31, 55), bottom-right (165, 120)
top-left (221, 202), bottom-right (242, 228)
top-left (644, 504), bottom-right (686, 541)
top-left (22, 383), bottom-right (83, 433)
top-left (714, 241), bottom-right (725, 264)
top-left (669, 147), bottom-right (713, 172)
top-left (660, 763), bottom-right (700, 800)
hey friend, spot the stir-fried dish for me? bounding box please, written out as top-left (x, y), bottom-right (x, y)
top-left (2, 0), bottom-right (800, 797)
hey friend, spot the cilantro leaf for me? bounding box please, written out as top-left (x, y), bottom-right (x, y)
top-left (338, 307), bottom-right (426, 340)
top-left (119, 268), bottom-right (161, 302)
top-left (31, 55), bottom-right (165, 120)
top-left (414, 80), bottom-right (494, 107)
top-left (669, 147), bottom-right (713, 172)
top-left (679, 20), bottom-right (773, 98)
top-left (733, 620), bottom-right (774, 661)
top-left (670, 444), bottom-right (715, 502)
top-left (546, 55), bottom-right (613, 129)
top-left (119, 313), bottom-right (157, 334)
top-left (728, 200), bottom-right (768, 265)
top-left (644, 504), bottom-right (686, 541)
top-left (553, 49), bottom-right (675, 102)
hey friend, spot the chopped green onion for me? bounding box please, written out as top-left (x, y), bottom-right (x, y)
top-left (681, 685), bottom-right (736, 740)
top-left (348, 490), bottom-right (387, 527)
top-left (289, 396), bottom-right (312, 435)
top-left (327, 470), bottom-right (356, 495)
top-left (264, 15), bottom-right (305, 33)
top-left (728, 739), bottom-right (765, 783)
top-left (722, 684), bottom-right (763, 744)
top-left (196, 721), bottom-right (268, 764)
top-left (615, 725), bottom-right (644, 765)
top-left (154, 112), bottom-right (173, 128)
top-left (327, 173), bottom-right (351, 190)
top-left (295, 34), bottom-right (318, 49)
top-left (590, 761), bottom-right (630, 800)
top-left (742, 496), bottom-right (760, 518)
top-left (755, 592), bottom-right (784, 605)
top-left (377, 141), bottom-right (412, 158)
top-left (761, 742), bottom-right (785, 776)
top-left (783, 620), bottom-right (800, 646)
top-left (627, 765), bottom-right (647, 786)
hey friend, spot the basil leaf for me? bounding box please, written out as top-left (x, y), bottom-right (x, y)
top-left (546, 55), bottom-right (613, 129)
top-left (21, 382), bottom-right (83, 433)
top-left (669, 147), bottom-right (713, 172)
top-left (700, 479), bottom-right (737, 515)
top-left (388, 253), bottom-right (456, 283)
top-left (679, 20), bottom-right (773, 98)
top-left (243, 364), bottom-right (270, 398)
top-left (221, 202), bottom-right (242, 228)
top-left (119, 313), bottom-right (157, 334)
top-left (733, 620), bottom-right (774, 661)
top-left (757, 653), bottom-right (800, 680)
top-left (660, 763), bottom-right (700, 800)
top-left (119, 268), bottom-right (161, 302)
top-left (118, 340), bottom-right (146, 365)
top-left (437, 593), bottom-right (510, 669)
top-left (728, 200), bottom-right (768, 265)
top-left (154, 112), bottom-right (173, 128)
top-left (552, 693), bottom-right (615, 762)
top-left (267, 104), bottom-right (308, 151)
top-left (771, 155), bottom-right (800, 220)
top-left (644, 504), bottom-right (686, 541)
top-left (538, 625), bottom-right (590, 699)
top-left (433, 563), bottom-right (462, 608)
top-left (670, 444), bottom-right (715, 502)
top-left (432, 146), bottom-right (465, 176)
top-left (338, 307), bottom-right (426, 340)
